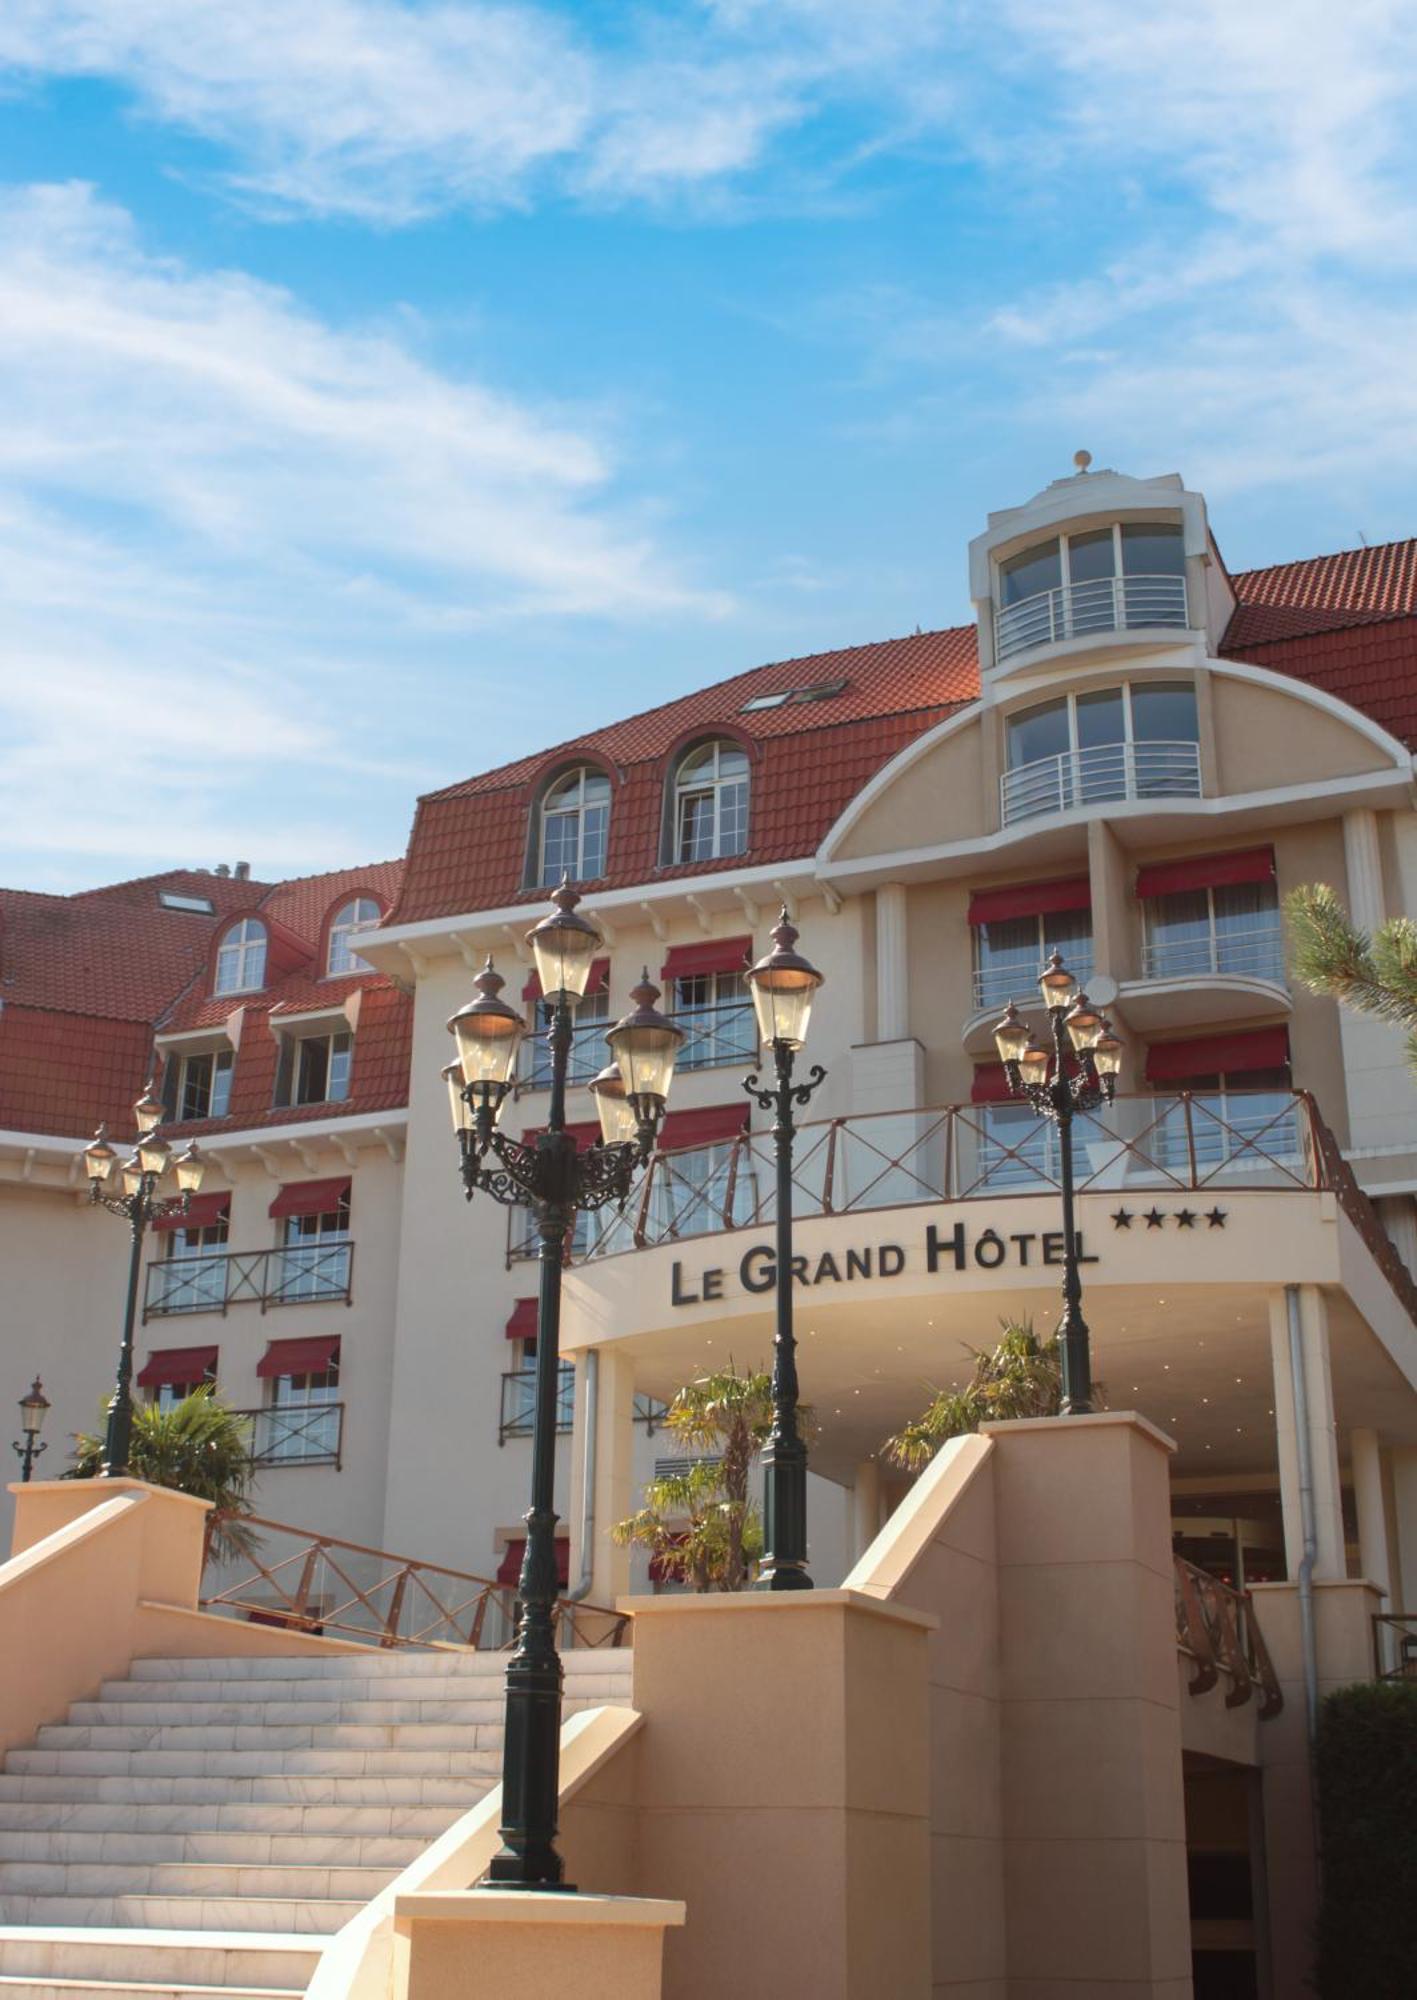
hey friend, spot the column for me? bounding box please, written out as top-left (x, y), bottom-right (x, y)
top-left (1338, 809), bottom-right (1417, 1151)
top-left (1352, 1427), bottom-right (1394, 1669)
top-left (1341, 807), bottom-right (1385, 933)
top-left (851, 1456), bottom-right (882, 1563)
top-left (1268, 1286), bottom-right (1346, 1580)
top-left (875, 882), bottom-right (909, 1040)
top-left (569, 1347), bottom-right (639, 1609)
top-left (1390, 1446), bottom-right (1417, 1616)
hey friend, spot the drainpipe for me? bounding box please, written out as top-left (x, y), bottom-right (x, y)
top-left (1285, 1284), bottom-right (1322, 1878)
top-left (566, 1348), bottom-right (599, 1602)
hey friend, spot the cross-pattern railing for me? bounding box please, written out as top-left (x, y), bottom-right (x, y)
top-left (144, 1242), bottom-right (354, 1320)
top-left (232, 1404), bottom-right (344, 1468)
top-left (1174, 1556), bottom-right (1282, 1715)
top-left (199, 1514), bottom-right (629, 1651)
top-left (674, 1001), bottom-right (758, 1072)
top-left (499, 1365), bottom-right (575, 1445)
top-left (1373, 1612), bottom-right (1417, 1679)
top-left (569, 1090), bottom-right (1417, 1324)
top-left (1001, 739), bottom-right (1202, 824)
top-left (995, 571), bottom-right (1189, 662)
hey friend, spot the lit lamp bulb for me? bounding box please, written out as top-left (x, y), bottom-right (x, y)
top-left (993, 1002), bottom-right (1031, 1068)
top-left (589, 1062), bottom-right (639, 1148)
top-left (1064, 991), bottom-right (1105, 1052)
top-left (1019, 1041), bottom-right (1051, 1089)
top-left (120, 1155), bottom-right (144, 1197)
top-left (1092, 1020), bottom-right (1123, 1083)
top-left (83, 1125), bottom-right (117, 1185)
top-left (136, 1131), bottom-right (172, 1178)
top-left (606, 973), bottom-right (684, 1136)
top-left (447, 958), bottom-right (526, 1125)
top-left (133, 1084), bottom-right (165, 1135)
top-left (526, 880), bottom-right (603, 1005)
top-left (746, 909), bottom-right (824, 1050)
top-left (1037, 950), bottom-right (1079, 1013)
top-left (442, 1060), bottom-right (474, 1137)
top-left (173, 1143), bottom-right (206, 1195)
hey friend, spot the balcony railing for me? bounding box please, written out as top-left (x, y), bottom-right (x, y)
top-left (674, 1001), bottom-right (757, 1072)
top-left (973, 952), bottom-right (1095, 1013)
top-left (521, 1015), bottom-right (608, 1090)
top-left (499, 1364), bottom-right (575, 1444)
top-left (1141, 927), bottom-right (1286, 984)
top-left (1001, 739), bottom-right (1202, 824)
top-left (233, 1403), bottom-right (344, 1468)
top-left (144, 1241), bottom-right (354, 1320)
top-left (995, 571), bottom-right (1189, 662)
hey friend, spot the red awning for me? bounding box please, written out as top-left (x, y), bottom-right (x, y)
top-left (967, 877), bottom-right (1091, 927)
top-left (496, 1536), bottom-right (570, 1588)
top-left (506, 1298), bottom-right (538, 1342)
top-left (657, 1104), bottom-right (749, 1151)
top-left (970, 1063), bottom-right (1015, 1104)
top-left (522, 957), bottom-right (610, 1002)
top-left (1135, 847), bottom-right (1275, 900)
top-left (136, 1345), bottom-right (218, 1389)
top-left (660, 936), bottom-right (752, 981)
top-left (523, 1120), bottom-right (601, 1152)
top-left (1145, 1027), bottom-right (1290, 1085)
top-left (256, 1334), bottom-right (342, 1379)
top-left (268, 1177), bottom-right (351, 1220)
top-left (151, 1193), bottom-right (229, 1233)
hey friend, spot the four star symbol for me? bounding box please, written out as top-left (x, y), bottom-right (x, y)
top-left (1174, 1208), bottom-right (1197, 1229)
top-left (1111, 1208), bottom-right (1133, 1229)
top-left (1206, 1207), bottom-right (1227, 1228)
top-left (1143, 1208), bottom-right (1167, 1229)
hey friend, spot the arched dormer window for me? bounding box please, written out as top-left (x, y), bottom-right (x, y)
top-left (672, 739), bottom-right (749, 864)
top-left (214, 917), bottom-right (267, 996)
top-left (326, 896), bottom-right (382, 976)
top-left (536, 766), bottom-right (610, 886)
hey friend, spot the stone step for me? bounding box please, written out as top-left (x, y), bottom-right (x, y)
top-left (0, 1832), bottom-right (427, 1870)
top-left (124, 1650), bottom-right (628, 1682)
top-left (0, 1803), bottom-right (455, 1840)
top-left (0, 1775), bottom-right (491, 1809)
top-left (35, 1724), bottom-right (506, 1754)
top-left (0, 1977), bottom-right (301, 2000)
top-left (0, 1863), bottom-right (391, 1903)
top-left (0, 1898), bottom-right (362, 1936)
top-left (0, 1931), bottom-right (320, 1989)
top-left (80, 1698), bottom-right (506, 1726)
top-left (7, 1748), bottom-right (500, 1778)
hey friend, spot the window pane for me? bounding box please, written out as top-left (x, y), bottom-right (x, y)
top-left (1121, 523), bottom-right (1185, 575)
top-left (1067, 529), bottom-right (1115, 582)
top-left (1146, 889), bottom-right (1211, 976)
top-left (182, 1053), bottom-right (213, 1121)
top-left (328, 1034), bottom-right (352, 1102)
top-left (1000, 539), bottom-right (1061, 605)
top-left (718, 777), bottom-right (749, 855)
top-left (1075, 688), bottom-right (1126, 748)
top-left (1041, 908), bottom-right (1093, 984)
top-left (211, 1052), bottom-right (233, 1118)
top-left (296, 1038), bottom-right (330, 1103)
top-left (1130, 680), bottom-right (1198, 744)
top-left (581, 801), bottom-right (608, 878)
top-left (678, 789), bottom-right (715, 862)
top-left (1006, 699), bottom-right (1068, 769)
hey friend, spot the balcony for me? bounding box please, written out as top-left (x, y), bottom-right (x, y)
top-left (235, 1403), bottom-right (344, 1469)
top-left (1001, 740), bottom-right (1201, 825)
top-left (995, 572), bottom-right (1189, 664)
top-left (675, 1001), bottom-right (757, 1072)
top-left (973, 951), bottom-right (1095, 1013)
top-left (144, 1242), bottom-right (354, 1321)
top-left (521, 1016), bottom-right (607, 1090)
top-left (499, 1364), bottom-right (575, 1444)
top-left (1142, 927), bottom-right (1285, 984)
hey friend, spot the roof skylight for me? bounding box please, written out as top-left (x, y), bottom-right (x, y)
top-left (741, 679), bottom-right (848, 712)
top-left (158, 892), bottom-right (216, 914)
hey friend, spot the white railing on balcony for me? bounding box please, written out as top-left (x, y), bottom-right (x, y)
top-left (1001, 739), bottom-right (1202, 825)
top-left (973, 952), bottom-right (1095, 1012)
top-left (1141, 927), bottom-right (1286, 984)
top-left (995, 572), bottom-right (1189, 662)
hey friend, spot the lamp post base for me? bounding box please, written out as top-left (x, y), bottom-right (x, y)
top-left (753, 1560), bottom-right (814, 1592)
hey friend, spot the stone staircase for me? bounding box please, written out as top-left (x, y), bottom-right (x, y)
top-left (0, 1645), bottom-right (633, 2000)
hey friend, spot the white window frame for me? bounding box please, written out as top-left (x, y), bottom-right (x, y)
top-left (1142, 881), bottom-right (1284, 983)
top-left (214, 918), bottom-right (267, 997)
top-left (537, 766), bottom-right (611, 886)
top-left (279, 1030), bottom-right (353, 1108)
top-left (1005, 681), bottom-right (1198, 770)
top-left (673, 741), bottom-right (749, 864)
top-left (326, 897), bottom-right (381, 977)
top-left (178, 1048), bottom-right (234, 1121)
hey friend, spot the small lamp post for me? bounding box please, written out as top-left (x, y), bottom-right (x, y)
top-left (743, 909), bottom-right (826, 1591)
top-left (445, 881), bottom-right (683, 1891)
top-left (83, 1091), bottom-right (207, 1476)
top-left (13, 1378), bottom-right (49, 1482)
top-left (993, 953), bottom-right (1122, 1415)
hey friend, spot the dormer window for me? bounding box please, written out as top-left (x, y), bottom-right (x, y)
top-left (326, 897), bottom-right (381, 976)
top-left (537, 766), bottom-right (610, 886)
top-left (1002, 681), bottom-right (1200, 823)
top-left (996, 522), bottom-right (1186, 661)
top-left (672, 740), bottom-right (749, 864)
top-left (214, 917), bottom-right (267, 996)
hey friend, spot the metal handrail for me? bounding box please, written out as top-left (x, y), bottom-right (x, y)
top-left (674, 1000), bottom-right (757, 1072)
top-left (996, 571), bottom-right (1189, 661)
top-left (1372, 1611), bottom-right (1417, 1679)
top-left (499, 1365), bottom-right (574, 1445)
top-left (1174, 1555), bottom-right (1282, 1716)
top-left (230, 1403), bottom-right (344, 1469)
top-left (199, 1512), bottom-right (629, 1651)
top-left (1141, 926), bottom-right (1286, 983)
top-left (144, 1240), bottom-right (354, 1320)
top-left (1000, 739), bottom-right (1202, 825)
top-left (973, 953), bottom-right (1095, 1012)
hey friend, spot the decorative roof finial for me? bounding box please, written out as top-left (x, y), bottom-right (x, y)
top-left (1073, 449), bottom-right (1093, 473)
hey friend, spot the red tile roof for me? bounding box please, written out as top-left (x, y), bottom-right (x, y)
top-left (393, 628), bottom-right (980, 921)
top-left (0, 1007), bottom-right (157, 1140)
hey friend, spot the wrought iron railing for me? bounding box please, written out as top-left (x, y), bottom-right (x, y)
top-left (1141, 926), bottom-right (1286, 983)
top-left (521, 1013), bottom-right (608, 1089)
top-left (144, 1241), bottom-right (354, 1319)
top-left (995, 571), bottom-right (1189, 662)
top-left (199, 1514), bottom-right (629, 1650)
top-left (1001, 739), bottom-right (1202, 824)
top-left (1372, 1612), bottom-right (1417, 1679)
top-left (674, 1001), bottom-right (757, 1072)
top-left (973, 951), bottom-right (1095, 1012)
top-left (499, 1364), bottom-right (575, 1444)
top-left (1174, 1556), bottom-right (1282, 1715)
top-left (233, 1403), bottom-right (344, 1468)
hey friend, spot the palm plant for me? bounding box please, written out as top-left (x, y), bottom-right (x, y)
top-left (68, 1386), bottom-right (258, 1561)
top-left (613, 1364), bottom-right (775, 1592)
top-left (883, 1318), bottom-right (1075, 1474)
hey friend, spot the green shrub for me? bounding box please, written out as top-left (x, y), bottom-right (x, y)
top-left (1315, 1679), bottom-right (1417, 1997)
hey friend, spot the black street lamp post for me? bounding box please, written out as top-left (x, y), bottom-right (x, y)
top-left (13, 1378), bottom-right (50, 1482)
top-left (993, 953), bottom-right (1123, 1415)
top-left (82, 1091), bottom-right (207, 1477)
top-left (445, 882), bottom-right (682, 1891)
top-left (743, 910), bottom-right (826, 1592)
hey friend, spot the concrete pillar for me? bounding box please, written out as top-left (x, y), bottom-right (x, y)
top-left (570, 1347), bottom-right (638, 1608)
top-left (1268, 1286), bottom-right (1346, 1580)
top-left (851, 1458), bottom-right (882, 1562)
top-left (1377, 1193), bottom-right (1417, 1277)
top-left (875, 884), bottom-right (908, 1040)
top-left (1342, 807), bottom-right (1385, 933)
top-left (1352, 1428), bottom-right (1394, 1670)
top-left (1390, 1445), bottom-right (1417, 1616)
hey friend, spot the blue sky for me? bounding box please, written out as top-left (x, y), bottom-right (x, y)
top-left (2, 1), bottom-right (1416, 890)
